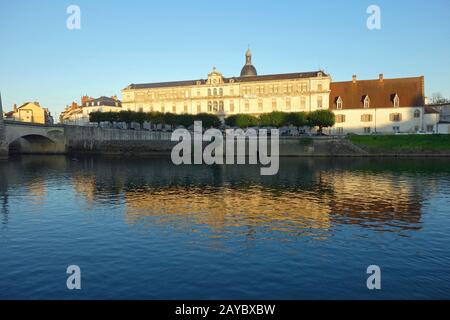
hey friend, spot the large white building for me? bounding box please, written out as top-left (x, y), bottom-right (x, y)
top-left (329, 74), bottom-right (440, 135)
top-left (122, 49), bottom-right (331, 117)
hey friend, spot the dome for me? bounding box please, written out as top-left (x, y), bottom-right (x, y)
top-left (240, 64), bottom-right (257, 77)
top-left (240, 48), bottom-right (257, 77)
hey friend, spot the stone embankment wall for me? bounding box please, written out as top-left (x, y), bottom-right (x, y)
top-left (65, 126), bottom-right (369, 157)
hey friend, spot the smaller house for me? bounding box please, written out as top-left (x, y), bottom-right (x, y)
top-left (60, 96), bottom-right (122, 125)
top-left (5, 102), bottom-right (54, 125)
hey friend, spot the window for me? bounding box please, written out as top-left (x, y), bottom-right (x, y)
top-left (219, 88), bottom-right (223, 96)
top-left (258, 100), bottom-right (263, 111)
top-left (230, 88), bottom-right (234, 96)
top-left (219, 101), bottom-right (224, 112)
top-left (393, 94), bottom-right (400, 108)
top-left (390, 113), bottom-right (402, 122)
top-left (414, 109), bottom-right (421, 118)
top-left (318, 84), bottom-right (323, 91)
top-left (336, 115), bottom-right (346, 123)
top-left (229, 101), bottom-right (235, 113)
top-left (336, 127), bottom-right (344, 135)
top-left (393, 126), bottom-right (400, 133)
top-left (213, 101), bottom-right (218, 112)
top-left (286, 98), bottom-right (291, 110)
top-left (301, 84), bottom-right (308, 92)
top-left (427, 125), bottom-right (434, 133)
top-left (208, 101), bottom-right (212, 112)
top-left (197, 103), bottom-right (201, 114)
top-left (208, 89), bottom-right (212, 96)
top-left (317, 96), bottom-right (323, 109)
top-left (272, 99), bottom-right (277, 111)
top-left (336, 97), bottom-right (343, 109)
top-left (213, 88), bottom-right (218, 96)
top-left (364, 95), bottom-right (370, 108)
top-left (245, 101), bottom-right (250, 112)
top-left (197, 90), bottom-right (201, 97)
top-left (364, 127), bottom-right (371, 134)
top-left (361, 114), bottom-right (373, 122)
top-left (300, 97), bottom-right (306, 109)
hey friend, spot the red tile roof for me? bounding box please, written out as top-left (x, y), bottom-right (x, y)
top-left (330, 76), bottom-right (425, 110)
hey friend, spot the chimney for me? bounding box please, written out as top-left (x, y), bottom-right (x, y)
top-left (379, 73), bottom-right (384, 82)
top-left (352, 75), bottom-right (357, 83)
top-left (13, 104), bottom-right (17, 112)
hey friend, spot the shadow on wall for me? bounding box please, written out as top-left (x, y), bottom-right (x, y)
top-left (8, 134), bottom-right (65, 154)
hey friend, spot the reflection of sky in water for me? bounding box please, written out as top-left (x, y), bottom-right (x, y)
top-left (0, 156), bottom-right (450, 299)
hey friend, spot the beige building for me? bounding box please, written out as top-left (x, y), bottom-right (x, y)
top-left (122, 49), bottom-right (331, 119)
top-left (5, 102), bottom-right (54, 125)
top-left (60, 96), bottom-right (122, 125)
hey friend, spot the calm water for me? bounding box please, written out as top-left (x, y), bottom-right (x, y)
top-left (0, 156), bottom-right (450, 300)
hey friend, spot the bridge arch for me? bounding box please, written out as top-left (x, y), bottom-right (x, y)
top-left (8, 134), bottom-right (63, 154)
top-left (3, 122), bottom-right (66, 155)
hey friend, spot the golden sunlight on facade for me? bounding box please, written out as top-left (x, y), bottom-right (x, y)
top-left (122, 49), bottom-right (331, 118)
top-left (4, 102), bottom-right (54, 125)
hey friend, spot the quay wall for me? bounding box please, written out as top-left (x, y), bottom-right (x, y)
top-left (65, 126), bottom-right (368, 157)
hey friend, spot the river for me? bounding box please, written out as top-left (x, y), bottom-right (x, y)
top-left (0, 156), bottom-right (449, 299)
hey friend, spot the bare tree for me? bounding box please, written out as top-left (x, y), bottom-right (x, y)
top-left (430, 92), bottom-right (449, 104)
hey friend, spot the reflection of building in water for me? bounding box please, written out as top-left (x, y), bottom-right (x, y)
top-left (317, 171), bottom-right (423, 230)
top-left (27, 178), bottom-right (46, 206)
top-left (72, 175), bottom-right (97, 206)
top-left (124, 186), bottom-right (332, 233)
top-left (123, 171), bottom-right (425, 234)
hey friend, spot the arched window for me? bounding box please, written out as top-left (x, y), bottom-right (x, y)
top-left (414, 109), bottom-right (421, 118)
top-left (219, 101), bottom-right (224, 112)
top-left (364, 95), bottom-right (370, 108)
top-left (208, 89), bottom-right (212, 96)
top-left (336, 97), bottom-right (343, 110)
top-left (213, 101), bottom-right (219, 112)
top-left (208, 101), bottom-right (212, 112)
top-left (213, 88), bottom-right (218, 96)
top-left (219, 88), bottom-right (223, 96)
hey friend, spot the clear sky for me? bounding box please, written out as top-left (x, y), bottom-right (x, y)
top-left (0, 0), bottom-right (449, 118)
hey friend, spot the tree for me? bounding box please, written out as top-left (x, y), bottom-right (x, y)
top-left (118, 111), bottom-right (134, 124)
top-left (134, 112), bottom-right (147, 125)
top-left (285, 112), bottom-right (308, 127)
top-left (89, 111), bottom-right (101, 124)
top-left (430, 92), bottom-right (449, 104)
top-left (307, 110), bottom-right (335, 134)
top-left (195, 113), bottom-right (221, 128)
top-left (226, 114), bottom-right (258, 128)
top-left (258, 111), bottom-right (287, 127)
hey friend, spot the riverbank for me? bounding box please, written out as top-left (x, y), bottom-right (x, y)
top-left (348, 134), bottom-right (450, 156)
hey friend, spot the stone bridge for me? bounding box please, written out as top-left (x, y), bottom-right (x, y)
top-left (0, 120), bottom-right (66, 157)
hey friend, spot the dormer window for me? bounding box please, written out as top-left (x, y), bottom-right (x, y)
top-left (393, 94), bottom-right (400, 108)
top-left (363, 95), bottom-right (370, 108)
top-left (336, 96), bottom-right (343, 110)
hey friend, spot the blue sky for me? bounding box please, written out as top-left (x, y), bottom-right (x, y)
top-left (0, 0), bottom-right (449, 117)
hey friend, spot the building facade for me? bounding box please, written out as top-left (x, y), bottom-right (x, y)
top-left (4, 102), bottom-right (54, 125)
top-left (121, 50), bottom-right (440, 134)
top-left (122, 50), bottom-right (331, 119)
top-left (60, 96), bottom-right (122, 125)
top-left (329, 75), bottom-right (439, 135)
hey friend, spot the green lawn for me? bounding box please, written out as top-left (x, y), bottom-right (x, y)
top-left (348, 134), bottom-right (450, 151)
